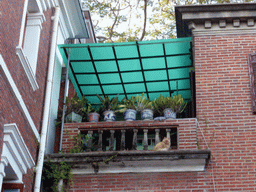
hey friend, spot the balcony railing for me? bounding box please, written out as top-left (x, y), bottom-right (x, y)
top-left (81, 126), bottom-right (177, 152)
top-left (52, 118), bottom-right (211, 174)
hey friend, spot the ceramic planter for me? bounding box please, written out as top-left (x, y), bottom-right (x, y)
top-left (163, 108), bottom-right (176, 119)
top-left (88, 112), bottom-right (100, 122)
top-left (141, 109), bottom-right (154, 120)
top-left (65, 112), bottom-right (82, 123)
top-left (124, 109), bottom-right (137, 121)
top-left (103, 110), bottom-right (116, 121)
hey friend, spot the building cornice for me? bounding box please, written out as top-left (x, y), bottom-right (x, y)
top-left (175, 3), bottom-right (256, 37)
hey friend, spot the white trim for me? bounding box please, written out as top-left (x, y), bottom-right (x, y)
top-left (0, 54), bottom-right (40, 140)
top-left (16, 47), bottom-right (39, 91)
top-left (39, 0), bottom-right (47, 11)
top-left (59, 11), bottom-right (69, 40)
top-left (17, 0), bottom-right (29, 48)
top-left (0, 124), bottom-right (35, 191)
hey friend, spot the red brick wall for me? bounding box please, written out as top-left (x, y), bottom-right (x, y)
top-left (193, 33), bottom-right (256, 191)
top-left (0, 0), bottom-right (54, 191)
top-left (62, 33), bottom-right (256, 191)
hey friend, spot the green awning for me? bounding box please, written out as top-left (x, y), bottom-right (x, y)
top-left (58, 37), bottom-right (193, 104)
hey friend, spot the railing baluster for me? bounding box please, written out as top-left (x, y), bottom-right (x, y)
top-left (143, 129), bottom-right (148, 150)
top-left (98, 129), bottom-right (103, 151)
top-left (121, 130), bottom-right (126, 150)
top-left (109, 130), bottom-right (115, 151)
top-left (87, 131), bottom-right (93, 152)
top-left (155, 129), bottom-right (160, 145)
top-left (166, 128), bottom-right (171, 146)
top-left (132, 129), bottom-right (138, 150)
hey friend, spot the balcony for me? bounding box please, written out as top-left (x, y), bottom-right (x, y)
top-left (49, 37), bottom-right (210, 174)
top-left (48, 119), bottom-right (210, 174)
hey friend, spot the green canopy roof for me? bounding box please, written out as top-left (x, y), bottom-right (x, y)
top-left (58, 37), bottom-right (193, 104)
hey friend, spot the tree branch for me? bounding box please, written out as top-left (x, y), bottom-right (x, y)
top-left (139, 0), bottom-right (147, 41)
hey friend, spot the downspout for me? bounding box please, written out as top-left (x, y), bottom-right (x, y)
top-left (34, 6), bottom-right (60, 192)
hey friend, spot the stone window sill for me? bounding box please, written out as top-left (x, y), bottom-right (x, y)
top-left (16, 47), bottom-right (39, 91)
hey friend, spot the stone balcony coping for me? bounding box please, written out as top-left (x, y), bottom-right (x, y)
top-left (45, 149), bottom-right (211, 174)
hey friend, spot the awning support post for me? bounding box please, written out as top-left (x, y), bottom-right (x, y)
top-left (59, 47), bottom-right (71, 151)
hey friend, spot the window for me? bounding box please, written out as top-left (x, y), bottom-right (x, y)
top-left (2, 184), bottom-right (23, 192)
top-left (16, 0), bottom-right (45, 91)
top-left (248, 53), bottom-right (256, 114)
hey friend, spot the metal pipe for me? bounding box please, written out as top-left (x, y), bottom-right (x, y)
top-left (34, 6), bottom-right (60, 192)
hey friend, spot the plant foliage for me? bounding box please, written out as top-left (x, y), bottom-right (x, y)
top-left (135, 93), bottom-right (153, 112)
top-left (42, 160), bottom-right (73, 192)
top-left (153, 94), bottom-right (187, 115)
top-left (97, 94), bottom-right (119, 112)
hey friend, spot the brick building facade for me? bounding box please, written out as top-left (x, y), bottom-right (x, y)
top-left (48, 3), bottom-right (256, 192)
top-left (0, 0), bottom-right (94, 191)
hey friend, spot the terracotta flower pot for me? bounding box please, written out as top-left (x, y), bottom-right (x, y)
top-left (88, 112), bottom-right (100, 122)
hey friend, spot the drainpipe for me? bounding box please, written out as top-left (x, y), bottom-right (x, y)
top-left (34, 6), bottom-right (60, 192)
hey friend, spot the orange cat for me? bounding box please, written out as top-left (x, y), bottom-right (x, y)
top-left (153, 137), bottom-right (170, 151)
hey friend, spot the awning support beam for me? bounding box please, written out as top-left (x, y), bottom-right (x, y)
top-left (59, 47), bottom-right (71, 151)
top-left (136, 41), bottom-right (149, 98)
top-left (87, 46), bottom-right (105, 97)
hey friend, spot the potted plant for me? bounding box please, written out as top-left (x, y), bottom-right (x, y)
top-left (135, 93), bottom-right (154, 120)
top-left (117, 96), bottom-right (137, 121)
top-left (65, 95), bottom-right (89, 123)
top-left (153, 94), bottom-right (186, 120)
top-left (87, 104), bottom-right (100, 122)
top-left (97, 94), bottom-right (119, 121)
top-left (152, 95), bottom-right (167, 121)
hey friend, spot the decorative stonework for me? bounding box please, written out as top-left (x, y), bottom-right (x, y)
top-left (0, 124), bottom-right (35, 191)
top-left (175, 3), bottom-right (256, 37)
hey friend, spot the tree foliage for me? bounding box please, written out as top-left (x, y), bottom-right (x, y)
top-left (81, 0), bottom-right (254, 43)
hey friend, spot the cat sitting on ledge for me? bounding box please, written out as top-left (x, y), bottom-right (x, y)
top-left (153, 137), bottom-right (170, 151)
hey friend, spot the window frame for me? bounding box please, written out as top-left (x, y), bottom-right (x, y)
top-left (15, 0), bottom-right (45, 91)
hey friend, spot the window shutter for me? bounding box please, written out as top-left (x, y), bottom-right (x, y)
top-left (248, 53), bottom-right (256, 114)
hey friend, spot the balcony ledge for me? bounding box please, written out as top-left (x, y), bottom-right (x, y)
top-left (45, 149), bottom-right (211, 174)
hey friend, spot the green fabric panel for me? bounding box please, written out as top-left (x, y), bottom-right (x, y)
top-left (76, 74), bottom-right (98, 84)
top-left (118, 60), bottom-right (141, 71)
top-left (99, 73), bottom-right (120, 84)
top-left (168, 68), bottom-right (190, 79)
top-left (142, 57), bottom-right (165, 69)
top-left (115, 45), bottom-right (139, 59)
top-left (124, 83), bottom-right (146, 93)
top-left (90, 46), bottom-right (115, 60)
top-left (169, 79), bottom-right (190, 90)
top-left (102, 84), bottom-right (124, 94)
top-left (165, 41), bottom-right (191, 55)
top-left (95, 60), bottom-right (118, 72)
top-left (139, 43), bottom-right (164, 57)
top-left (167, 55), bottom-right (192, 68)
top-left (121, 72), bottom-right (143, 83)
top-left (144, 70), bottom-right (167, 81)
top-left (70, 47), bottom-right (90, 60)
top-left (147, 82), bottom-right (169, 92)
top-left (81, 86), bottom-right (102, 95)
top-left (85, 96), bottom-right (99, 104)
top-left (72, 62), bottom-right (95, 73)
